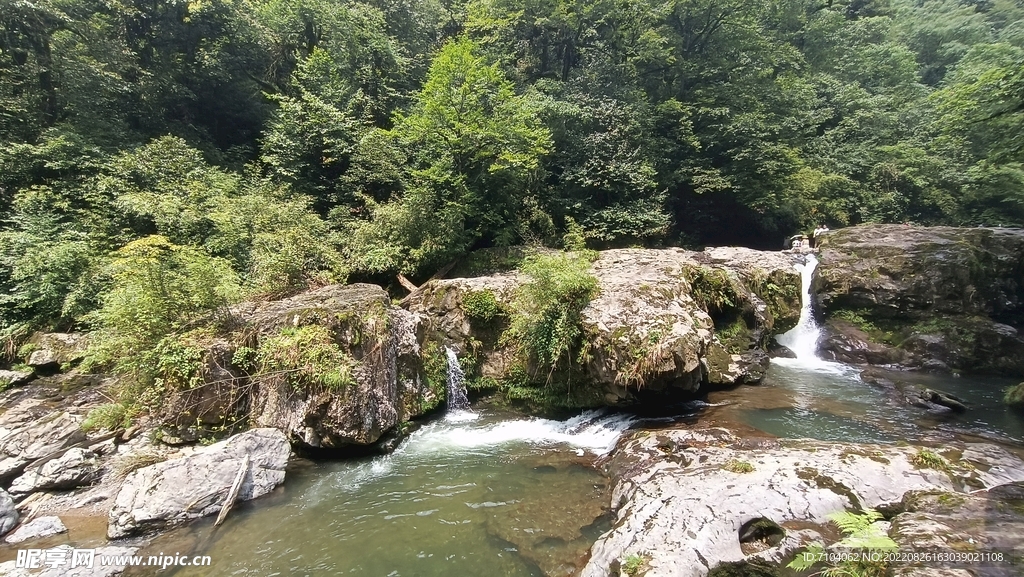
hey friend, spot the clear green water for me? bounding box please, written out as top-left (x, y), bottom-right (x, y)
top-left (137, 410), bottom-right (630, 577)
top-left (720, 359), bottom-right (1024, 445)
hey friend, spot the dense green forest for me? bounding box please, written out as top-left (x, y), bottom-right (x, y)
top-left (2, 0), bottom-right (1024, 342)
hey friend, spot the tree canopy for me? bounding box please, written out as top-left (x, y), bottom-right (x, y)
top-left (3, 0), bottom-right (1024, 337)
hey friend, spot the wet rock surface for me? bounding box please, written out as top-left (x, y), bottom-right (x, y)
top-left (581, 427), bottom-right (1024, 577)
top-left (107, 428), bottom-right (290, 539)
top-left (0, 544), bottom-right (139, 576)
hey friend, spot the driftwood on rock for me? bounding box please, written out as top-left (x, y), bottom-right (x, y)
top-left (396, 274), bottom-right (418, 293)
top-left (399, 260), bottom-right (457, 305)
top-left (214, 455), bottom-right (249, 527)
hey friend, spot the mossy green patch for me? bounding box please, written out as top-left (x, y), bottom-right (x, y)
top-left (461, 289), bottom-right (502, 323)
top-left (256, 325), bottom-right (356, 392)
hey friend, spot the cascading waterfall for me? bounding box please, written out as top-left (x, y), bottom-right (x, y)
top-left (775, 254), bottom-right (822, 361)
top-left (445, 346), bottom-right (470, 411)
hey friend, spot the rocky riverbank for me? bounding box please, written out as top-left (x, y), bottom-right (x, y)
top-left (0, 224), bottom-right (1022, 572)
top-left (581, 426), bottom-right (1024, 577)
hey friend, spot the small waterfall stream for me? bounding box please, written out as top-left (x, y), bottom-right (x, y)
top-left (445, 346), bottom-right (470, 411)
top-left (775, 254), bottom-right (821, 360)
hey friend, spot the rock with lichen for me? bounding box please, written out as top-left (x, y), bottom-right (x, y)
top-left (816, 224), bottom-right (1024, 377)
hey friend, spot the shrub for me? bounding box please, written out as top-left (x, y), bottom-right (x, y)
top-left (256, 325), bottom-right (356, 391)
top-left (461, 290), bottom-right (502, 323)
top-left (501, 249), bottom-right (598, 382)
top-left (621, 553), bottom-right (649, 576)
top-left (1005, 382), bottom-right (1024, 409)
top-left (81, 402), bottom-right (131, 432)
top-left (910, 448), bottom-right (949, 471)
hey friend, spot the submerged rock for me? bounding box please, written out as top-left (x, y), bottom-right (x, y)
top-left (580, 427), bottom-right (1024, 577)
top-left (107, 428), bottom-right (290, 539)
top-left (0, 544), bottom-right (139, 577)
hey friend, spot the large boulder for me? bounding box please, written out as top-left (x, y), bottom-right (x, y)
top-left (0, 488), bottom-right (17, 535)
top-left (0, 369), bottom-right (34, 389)
top-left (817, 225), bottom-right (1024, 376)
top-left (0, 401), bottom-right (84, 485)
top-left (23, 333), bottom-right (89, 369)
top-left (242, 284), bottom-right (432, 448)
top-left (888, 483), bottom-right (1024, 576)
top-left (406, 248), bottom-right (802, 406)
top-left (107, 428), bottom-right (290, 539)
top-left (9, 448), bottom-right (100, 495)
top-left (580, 427), bottom-right (1024, 577)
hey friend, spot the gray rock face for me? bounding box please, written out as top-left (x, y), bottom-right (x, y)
top-left (0, 488), bottom-right (18, 535)
top-left (244, 284), bottom-right (431, 448)
top-left (406, 248), bottom-right (802, 405)
top-left (24, 333), bottom-right (89, 368)
top-left (107, 428), bottom-right (290, 539)
top-left (0, 369), bottom-right (34, 388)
top-left (0, 400), bottom-right (83, 485)
top-left (817, 224), bottom-right (1024, 376)
top-left (889, 483), bottom-right (1024, 576)
top-left (4, 516), bottom-right (67, 544)
top-left (580, 427), bottom-right (1024, 577)
top-left (9, 448), bottom-right (100, 495)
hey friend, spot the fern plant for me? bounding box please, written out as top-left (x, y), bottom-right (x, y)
top-left (788, 509), bottom-right (898, 577)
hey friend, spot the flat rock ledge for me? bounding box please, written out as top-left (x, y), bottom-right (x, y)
top-left (107, 428), bottom-right (290, 539)
top-left (581, 428), bottom-right (1024, 577)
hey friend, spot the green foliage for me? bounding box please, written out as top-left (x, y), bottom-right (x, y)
top-left (343, 36), bottom-right (552, 276)
top-left (256, 325), bottom-right (356, 392)
top-left (723, 460), bottom-right (755, 474)
top-left (421, 340), bottom-right (448, 412)
top-left (461, 290), bottom-right (502, 323)
top-left (911, 449), bottom-right (950, 472)
top-left (621, 553), bottom-right (649, 576)
top-left (1005, 382), bottom-right (1024, 408)
top-left (502, 250), bottom-right (598, 381)
top-left (788, 509), bottom-right (897, 576)
top-left (685, 268), bottom-right (737, 315)
top-left (81, 402), bottom-right (131, 432)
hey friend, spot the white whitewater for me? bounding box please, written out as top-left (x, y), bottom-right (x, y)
top-left (311, 410), bottom-right (635, 495)
top-left (406, 409), bottom-right (634, 456)
top-left (773, 254), bottom-right (851, 374)
top-left (445, 346), bottom-right (470, 411)
top-left (775, 254), bottom-right (820, 359)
